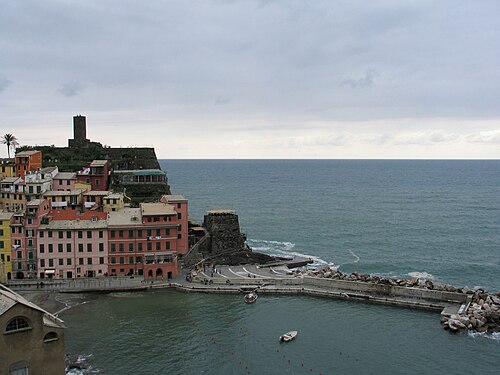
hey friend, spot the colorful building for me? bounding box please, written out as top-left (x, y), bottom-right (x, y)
top-left (0, 158), bottom-right (15, 180)
top-left (10, 199), bottom-right (51, 279)
top-left (0, 285), bottom-right (65, 375)
top-left (0, 212), bottom-right (14, 282)
top-left (24, 167), bottom-right (57, 202)
top-left (43, 189), bottom-right (85, 210)
top-left (0, 177), bottom-right (25, 212)
top-left (52, 171), bottom-right (77, 191)
top-left (102, 193), bottom-right (125, 212)
top-left (77, 160), bottom-right (110, 191)
top-left (14, 151), bottom-right (42, 179)
top-left (38, 210), bottom-right (108, 279)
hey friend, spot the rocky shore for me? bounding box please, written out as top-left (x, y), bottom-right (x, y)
top-left (293, 266), bottom-right (500, 334)
top-left (443, 290), bottom-right (500, 334)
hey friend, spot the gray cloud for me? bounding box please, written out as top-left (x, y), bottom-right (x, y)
top-left (58, 81), bottom-right (84, 97)
top-left (341, 70), bottom-right (379, 88)
top-left (0, 77), bottom-right (12, 93)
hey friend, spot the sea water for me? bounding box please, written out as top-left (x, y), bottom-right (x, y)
top-left (62, 160), bottom-right (500, 374)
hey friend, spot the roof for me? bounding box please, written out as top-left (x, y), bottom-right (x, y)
top-left (113, 169), bottom-right (166, 176)
top-left (83, 190), bottom-right (111, 196)
top-left (27, 199), bottom-right (44, 207)
top-left (44, 189), bottom-right (85, 196)
top-left (15, 150), bottom-right (40, 157)
top-left (1, 177), bottom-right (20, 184)
top-left (40, 219), bottom-right (108, 230)
top-left (0, 284), bottom-right (64, 328)
top-left (207, 209), bottom-right (237, 214)
top-left (54, 172), bottom-right (76, 180)
top-left (162, 194), bottom-right (187, 202)
top-left (105, 193), bottom-right (123, 199)
top-left (90, 160), bottom-right (108, 167)
top-left (41, 167), bottom-right (57, 174)
top-left (50, 210), bottom-right (107, 221)
top-left (140, 202), bottom-right (176, 216)
top-left (107, 208), bottom-right (142, 226)
top-left (0, 212), bottom-right (14, 220)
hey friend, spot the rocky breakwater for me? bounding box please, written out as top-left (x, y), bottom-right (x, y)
top-left (444, 290), bottom-right (500, 334)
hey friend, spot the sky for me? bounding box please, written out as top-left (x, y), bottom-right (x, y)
top-left (1, 0), bottom-right (500, 159)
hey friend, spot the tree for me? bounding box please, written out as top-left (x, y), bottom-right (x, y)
top-left (2, 133), bottom-right (19, 158)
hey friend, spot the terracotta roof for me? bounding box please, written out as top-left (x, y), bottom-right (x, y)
top-left (50, 210), bottom-right (107, 221)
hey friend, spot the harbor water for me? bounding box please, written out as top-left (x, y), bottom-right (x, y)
top-left (63, 160), bottom-right (500, 374)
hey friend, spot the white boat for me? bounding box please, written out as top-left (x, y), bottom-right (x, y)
top-left (279, 330), bottom-right (297, 342)
top-left (244, 292), bottom-right (258, 304)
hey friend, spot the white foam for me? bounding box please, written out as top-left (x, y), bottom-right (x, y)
top-left (468, 331), bottom-right (500, 342)
top-left (407, 271), bottom-right (435, 280)
top-left (247, 238), bottom-right (336, 269)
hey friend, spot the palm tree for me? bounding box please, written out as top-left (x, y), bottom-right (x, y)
top-left (2, 133), bottom-right (19, 158)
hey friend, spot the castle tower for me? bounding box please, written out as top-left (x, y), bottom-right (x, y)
top-left (68, 115), bottom-right (90, 147)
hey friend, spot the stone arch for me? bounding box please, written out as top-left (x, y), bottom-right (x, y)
top-left (156, 268), bottom-right (163, 278)
top-left (147, 270), bottom-right (153, 278)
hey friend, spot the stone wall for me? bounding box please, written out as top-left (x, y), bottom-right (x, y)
top-left (203, 212), bottom-right (246, 255)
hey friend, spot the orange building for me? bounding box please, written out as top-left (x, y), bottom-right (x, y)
top-left (15, 151), bottom-right (42, 179)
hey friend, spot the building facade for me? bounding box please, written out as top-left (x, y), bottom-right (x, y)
top-left (14, 151), bottom-right (42, 179)
top-left (0, 212), bottom-right (14, 282)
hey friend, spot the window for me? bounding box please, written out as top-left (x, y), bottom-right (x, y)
top-left (48, 259), bottom-right (54, 267)
top-left (111, 257), bottom-right (116, 264)
top-left (48, 231), bottom-right (53, 238)
top-left (78, 244), bottom-right (83, 252)
top-left (119, 257), bottom-right (124, 264)
top-left (40, 259), bottom-right (45, 267)
top-left (99, 231), bottom-right (103, 238)
top-left (99, 243), bottom-right (104, 252)
top-left (129, 230), bottom-right (134, 238)
top-left (129, 256), bottom-right (134, 264)
top-left (39, 244), bottom-right (45, 253)
top-left (57, 244), bottom-right (62, 253)
top-left (178, 234), bottom-right (182, 239)
top-left (111, 244), bottom-right (116, 252)
top-left (156, 229), bottom-right (161, 237)
top-left (177, 203), bottom-right (181, 209)
top-left (147, 242), bottom-right (152, 251)
top-left (67, 258), bottom-right (72, 265)
top-left (99, 257), bottom-right (104, 264)
top-left (87, 258), bottom-right (92, 265)
top-left (58, 231), bottom-right (63, 239)
top-left (43, 331), bottom-right (59, 343)
top-left (39, 231), bottom-right (44, 238)
top-left (78, 231), bottom-right (83, 239)
top-left (119, 230), bottom-right (124, 238)
top-left (165, 228), bottom-right (170, 236)
top-left (147, 229), bottom-right (152, 237)
top-left (129, 243), bottom-right (134, 252)
top-left (136, 256), bottom-right (142, 263)
top-left (138, 230), bottom-right (142, 238)
top-left (66, 243), bottom-right (72, 252)
top-left (79, 258), bottom-right (84, 265)
top-left (87, 231), bottom-right (92, 239)
top-left (5, 317), bottom-right (30, 333)
top-left (119, 244), bottom-right (124, 252)
top-left (67, 231), bottom-right (72, 239)
top-left (138, 243), bottom-right (143, 252)
top-left (166, 241), bottom-right (170, 250)
top-left (59, 259), bottom-right (64, 266)
top-left (156, 242), bottom-right (161, 250)
top-left (110, 230), bottom-right (115, 238)
top-left (48, 244), bottom-right (53, 253)
top-left (177, 213), bottom-right (182, 220)
top-left (87, 244), bottom-right (92, 252)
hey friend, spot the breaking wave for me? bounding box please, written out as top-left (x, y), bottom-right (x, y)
top-left (407, 271), bottom-right (435, 280)
top-left (468, 332), bottom-right (500, 342)
top-left (247, 238), bottom-right (336, 269)
top-left (66, 353), bottom-right (100, 374)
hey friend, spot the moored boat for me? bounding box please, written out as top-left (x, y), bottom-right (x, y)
top-left (244, 292), bottom-right (258, 304)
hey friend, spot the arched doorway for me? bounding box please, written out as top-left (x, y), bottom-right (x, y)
top-left (156, 268), bottom-right (163, 278)
top-left (7, 272), bottom-right (12, 280)
top-left (148, 270), bottom-right (153, 278)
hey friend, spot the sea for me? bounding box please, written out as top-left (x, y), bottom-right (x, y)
top-left (62, 160), bottom-right (500, 374)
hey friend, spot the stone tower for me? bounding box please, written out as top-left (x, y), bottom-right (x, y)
top-left (68, 115), bottom-right (90, 147)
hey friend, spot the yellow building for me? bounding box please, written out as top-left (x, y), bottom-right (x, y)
top-left (0, 159), bottom-right (15, 180)
top-left (43, 189), bottom-right (85, 210)
top-left (0, 212), bottom-right (14, 282)
top-left (103, 193), bottom-right (125, 212)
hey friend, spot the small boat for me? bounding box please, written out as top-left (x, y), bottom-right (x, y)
top-left (244, 292), bottom-right (258, 304)
top-left (279, 331), bottom-right (298, 342)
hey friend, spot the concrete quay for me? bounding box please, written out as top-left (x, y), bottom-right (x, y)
top-left (7, 265), bottom-right (468, 320)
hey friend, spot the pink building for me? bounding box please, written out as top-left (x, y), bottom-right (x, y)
top-left (52, 172), bottom-right (77, 191)
top-left (10, 199), bottom-right (50, 279)
top-left (160, 195), bottom-right (189, 255)
top-left (37, 210), bottom-right (108, 279)
top-left (77, 160), bottom-right (110, 191)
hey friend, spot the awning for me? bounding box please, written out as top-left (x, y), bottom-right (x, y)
top-left (44, 270), bottom-right (56, 274)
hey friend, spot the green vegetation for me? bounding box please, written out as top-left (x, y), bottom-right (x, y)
top-left (2, 133), bottom-right (19, 158)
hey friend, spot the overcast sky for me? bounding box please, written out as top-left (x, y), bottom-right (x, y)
top-left (1, 0), bottom-right (500, 158)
